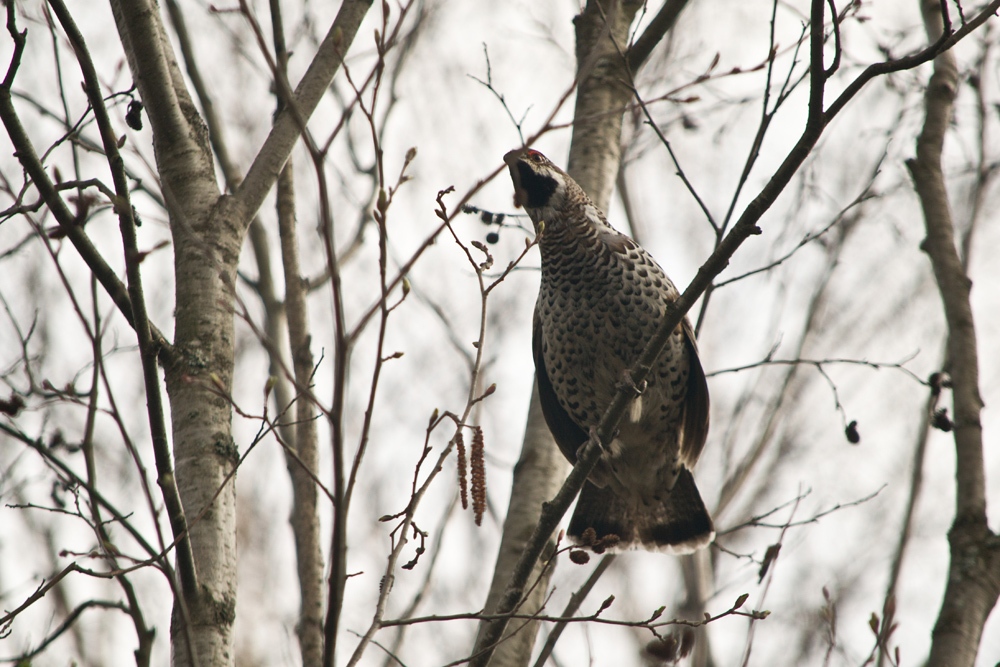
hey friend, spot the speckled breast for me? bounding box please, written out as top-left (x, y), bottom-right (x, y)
top-left (535, 232), bottom-right (691, 441)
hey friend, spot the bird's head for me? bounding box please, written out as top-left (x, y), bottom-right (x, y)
top-left (503, 149), bottom-right (570, 229)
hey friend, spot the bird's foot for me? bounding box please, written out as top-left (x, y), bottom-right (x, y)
top-left (619, 369), bottom-right (646, 397)
top-left (577, 425), bottom-right (606, 460)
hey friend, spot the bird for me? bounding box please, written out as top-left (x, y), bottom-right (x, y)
top-left (504, 147), bottom-right (713, 554)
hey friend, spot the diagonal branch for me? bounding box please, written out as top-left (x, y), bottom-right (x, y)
top-left (626, 0), bottom-right (690, 73)
top-left (0, 91), bottom-right (171, 355)
top-left (0, 40), bottom-right (173, 362)
top-left (233, 0), bottom-right (374, 228)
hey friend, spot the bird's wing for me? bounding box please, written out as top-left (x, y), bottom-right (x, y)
top-left (679, 318), bottom-right (710, 467)
top-left (533, 308), bottom-right (589, 463)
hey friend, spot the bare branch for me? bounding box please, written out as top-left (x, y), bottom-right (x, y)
top-left (234, 0), bottom-right (374, 227)
top-left (627, 0), bottom-right (690, 73)
top-left (906, 2), bottom-right (999, 665)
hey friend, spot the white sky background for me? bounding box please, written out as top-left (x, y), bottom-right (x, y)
top-left (0, 0), bottom-right (999, 665)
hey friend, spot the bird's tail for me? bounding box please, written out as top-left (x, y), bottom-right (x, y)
top-left (568, 468), bottom-right (714, 554)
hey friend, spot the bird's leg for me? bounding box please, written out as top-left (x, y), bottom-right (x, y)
top-left (575, 425), bottom-right (613, 488)
top-left (578, 425), bottom-right (603, 458)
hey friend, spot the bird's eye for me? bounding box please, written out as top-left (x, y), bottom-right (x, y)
top-left (526, 149), bottom-right (543, 161)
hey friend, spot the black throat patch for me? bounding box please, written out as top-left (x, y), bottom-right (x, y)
top-left (516, 162), bottom-right (558, 209)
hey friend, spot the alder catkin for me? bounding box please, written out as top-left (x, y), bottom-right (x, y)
top-left (455, 430), bottom-right (468, 510)
top-left (470, 426), bottom-right (486, 526)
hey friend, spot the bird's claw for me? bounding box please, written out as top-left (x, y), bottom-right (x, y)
top-left (578, 425), bottom-right (606, 458)
top-left (619, 369), bottom-right (646, 397)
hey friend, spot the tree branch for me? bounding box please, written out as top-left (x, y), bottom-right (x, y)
top-left (234, 0), bottom-right (374, 228)
top-left (906, 2), bottom-right (999, 665)
top-left (626, 0), bottom-right (690, 73)
top-left (0, 6), bottom-right (173, 361)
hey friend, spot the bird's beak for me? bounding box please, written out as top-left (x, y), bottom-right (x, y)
top-left (504, 149), bottom-right (528, 208)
